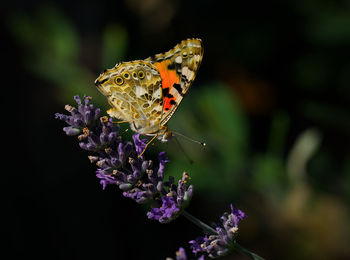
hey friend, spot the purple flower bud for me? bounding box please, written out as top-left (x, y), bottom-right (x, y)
top-left (117, 142), bottom-right (125, 161)
top-left (157, 151), bottom-right (169, 178)
top-left (142, 160), bottom-right (151, 171)
top-left (94, 108), bottom-right (101, 121)
top-left (119, 183), bottom-right (133, 191)
top-left (84, 110), bottom-right (93, 124)
top-left (132, 169), bottom-right (141, 179)
top-left (72, 117), bottom-right (84, 127)
top-left (63, 126), bottom-right (81, 136)
top-left (184, 185), bottom-right (194, 201)
top-left (74, 95), bottom-right (82, 105)
top-left (79, 142), bottom-right (89, 150)
top-left (108, 132), bottom-right (117, 143)
top-left (83, 95), bottom-right (91, 105)
top-left (99, 131), bottom-right (109, 144)
top-left (156, 181), bottom-right (164, 192)
top-left (132, 134), bottom-right (147, 155)
top-left (126, 174), bottom-right (136, 183)
top-left (110, 157), bottom-right (120, 168)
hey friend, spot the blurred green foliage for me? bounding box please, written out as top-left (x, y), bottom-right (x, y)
top-left (102, 24), bottom-right (128, 68)
top-left (9, 6), bottom-right (92, 101)
top-left (8, 5), bottom-right (129, 108)
top-left (166, 83), bottom-right (249, 194)
top-left (296, 0), bottom-right (350, 45)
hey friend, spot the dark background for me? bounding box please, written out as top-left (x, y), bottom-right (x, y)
top-left (4, 0), bottom-right (350, 259)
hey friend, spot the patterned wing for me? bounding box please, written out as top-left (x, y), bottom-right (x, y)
top-left (95, 60), bottom-right (164, 135)
top-left (145, 38), bottom-right (203, 125)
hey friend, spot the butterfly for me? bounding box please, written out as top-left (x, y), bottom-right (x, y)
top-left (95, 38), bottom-right (203, 148)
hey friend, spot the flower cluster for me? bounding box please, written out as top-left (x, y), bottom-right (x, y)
top-left (147, 172), bottom-right (193, 223)
top-left (55, 95), bottom-right (193, 222)
top-left (167, 204), bottom-right (246, 260)
top-left (189, 204), bottom-right (246, 259)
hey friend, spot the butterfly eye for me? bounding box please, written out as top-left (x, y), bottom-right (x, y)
top-left (123, 73), bottom-right (130, 79)
top-left (138, 70), bottom-right (145, 79)
top-left (133, 72), bottom-right (138, 79)
top-left (115, 76), bottom-right (124, 85)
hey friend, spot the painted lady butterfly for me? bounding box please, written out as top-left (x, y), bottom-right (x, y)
top-left (95, 38), bottom-right (203, 145)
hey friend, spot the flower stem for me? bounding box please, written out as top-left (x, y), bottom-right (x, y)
top-left (234, 243), bottom-right (266, 260)
top-left (181, 210), bottom-right (266, 260)
top-left (181, 210), bottom-right (217, 235)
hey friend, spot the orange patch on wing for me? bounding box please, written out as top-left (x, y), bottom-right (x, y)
top-left (154, 60), bottom-right (180, 111)
top-left (163, 96), bottom-right (175, 111)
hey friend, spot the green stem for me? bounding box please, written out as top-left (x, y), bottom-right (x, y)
top-left (181, 210), bottom-right (217, 235)
top-left (234, 243), bottom-right (266, 260)
top-left (181, 210), bottom-right (266, 260)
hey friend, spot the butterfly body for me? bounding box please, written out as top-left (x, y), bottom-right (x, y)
top-left (95, 38), bottom-right (203, 142)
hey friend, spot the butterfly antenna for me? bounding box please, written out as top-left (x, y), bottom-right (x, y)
top-left (172, 131), bottom-right (206, 147)
top-left (173, 135), bottom-right (194, 165)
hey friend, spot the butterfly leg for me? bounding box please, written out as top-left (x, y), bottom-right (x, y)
top-left (138, 135), bottom-right (158, 157)
top-left (112, 120), bottom-right (131, 124)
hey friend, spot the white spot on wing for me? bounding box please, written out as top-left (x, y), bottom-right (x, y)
top-left (175, 56), bottom-right (182, 64)
top-left (182, 66), bottom-right (194, 80)
top-left (194, 55), bottom-right (201, 62)
top-left (135, 85), bottom-right (147, 97)
top-left (153, 87), bottom-right (161, 99)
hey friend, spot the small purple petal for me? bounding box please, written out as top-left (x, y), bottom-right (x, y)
top-left (157, 151), bottom-right (169, 178)
top-left (132, 134), bottom-right (147, 155)
top-left (189, 237), bottom-right (207, 255)
top-left (96, 173), bottom-right (119, 189)
top-left (84, 110), bottom-right (93, 124)
top-left (74, 95), bottom-right (82, 105)
top-left (147, 196), bottom-right (180, 223)
top-left (230, 204), bottom-right (246, 226)
top-left (176, 247), bottom-right (187, 260)
top-left (94, 108), bottom-right (101, 120)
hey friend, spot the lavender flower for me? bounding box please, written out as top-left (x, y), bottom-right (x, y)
top-left (167, 247), bottom-right (205, 260)
top-left (147, 172), bottom-right (194, 223)
top-left (56, 95), bottom-right (193, 222)
top-left (55, 95), bottom-right (101, 136)
top-left (57, 96), bottom-right (262, 260)
top-left (189, 204), bottom-right (246, 258)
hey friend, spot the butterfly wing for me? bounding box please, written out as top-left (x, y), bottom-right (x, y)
top-left (145, 38), bottom-right (203, 125)
top-left (95, 60), bottom-right (165, 134)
